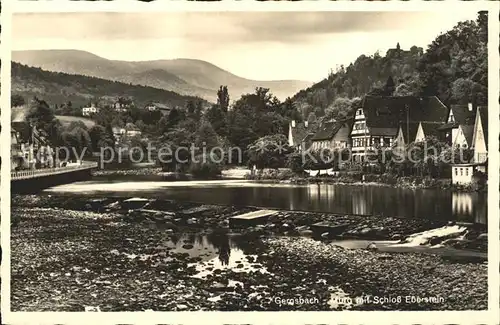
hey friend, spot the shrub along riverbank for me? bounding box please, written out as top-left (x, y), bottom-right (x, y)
top-left (245, 169), bottom-right (487, 192)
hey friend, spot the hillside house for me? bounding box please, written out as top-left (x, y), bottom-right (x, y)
top-left (351, 95), bottom-right (448, 161)
top-left (82, 103), bottom-right (100, 116)
top-left (288, 120), bottom-right (317, 152)
top-left (145, 102), bottom-right (171, 115)
top-left (112, 127), bottom-right (126, 144)
top-left (310, 120), bottom-right (352, 151)
top-left (125, 123), bottom-right (142, 137)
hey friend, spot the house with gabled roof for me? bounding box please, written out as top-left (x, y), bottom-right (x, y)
top-left (310, 119), bottom-right (353, 151)
top-left (288, 120), bottom-right (317, 152)
top-left (450, 105), bottom-right (488, 184)
top-left (125, 122), bottom-right (142, 137)
top-left (11, 105), bottom-right (53, 170)
top-left (437, 103), bottom-right (478, 146)
top-left (145, 102), bottom-right (172, 115)
top-left (471, 106), bottom-right (488, 164)
top-left (351, 95), bottom-right (448, 161)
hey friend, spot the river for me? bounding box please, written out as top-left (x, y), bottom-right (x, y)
top-left (43, 175), bottom-right (487, 224)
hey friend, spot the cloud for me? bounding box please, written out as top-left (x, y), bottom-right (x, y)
top-left (14, 11), bottom-right (476, 45)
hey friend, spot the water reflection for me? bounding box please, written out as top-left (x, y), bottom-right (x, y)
top-left (165, 231), bottom-right (255, 266)
top-left (207, 231), bottom-right (231, 266)
top-left (49, 178), bottom-right (487, 223)
top-left (162, 230), bottom-right (269, 277)
top-left (452, 192), bottom-right (487, 224)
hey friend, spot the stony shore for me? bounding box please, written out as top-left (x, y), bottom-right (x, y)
top-left (11, 195), bottom-right (488, 311)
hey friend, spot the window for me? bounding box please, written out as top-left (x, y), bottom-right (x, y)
top-left (384, 138), bottom-right (391, 147)
top-left (455, 168), bottom-right (458, 176)
top-left (465, 168), bottom-right (469, 176)
top-left (460, 168), bottom-right (463, 176)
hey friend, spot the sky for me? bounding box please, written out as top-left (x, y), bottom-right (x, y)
top-left (13, 11), bottom-right (478, 82)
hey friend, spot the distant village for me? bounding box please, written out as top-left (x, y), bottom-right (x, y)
top-left (11, 98), bottom-right (171, 171)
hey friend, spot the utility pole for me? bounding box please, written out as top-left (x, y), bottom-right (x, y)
top-left (406, 104), bottom-right (409, 144)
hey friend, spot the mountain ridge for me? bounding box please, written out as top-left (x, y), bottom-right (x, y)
top-left (11, 61), bottom-right (208, 111)
top-left (12, 49), bottom-right (312, 102)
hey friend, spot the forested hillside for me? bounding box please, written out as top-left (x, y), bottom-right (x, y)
top-left (11, 62), bottom-right (208, 110)
top-left (292, 11), bottom-right (487, 122)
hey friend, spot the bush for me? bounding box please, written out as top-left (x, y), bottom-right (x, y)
top-left (245, 168), bottom-right (296, 181)
top-left (287, 152), bottom-right (305, 173)
top-left (380, 173), bottom-right (397, 185)
top-left (363, 174), bottom-right (379, 182)
top-left (188, 153), bottom-right (223, 178)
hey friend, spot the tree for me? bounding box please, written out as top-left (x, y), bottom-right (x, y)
top-left (384, 76), bottom-right (396, 95)
top-left (27, 97), bottom-right (61, 145)
top-left (205, 104), bottom-right (227, 137)
top-left (307, 112), bottom-right (317, 124)
top-left (11, 94), bottom-right (25, 107)
top-left (195, 119), bottom-right (220, 150)
top-left (246, 134), bottom-right (292, 170)
top-left (281, 97), bottom-right (301, 121)
top-left (217, 86), bottom-right (230, 113)
top-left (324, 97), bottom-right (354, 121)
top-left (393, 83), bottom-right (413, 97)
top-left (186, 100), bottom-right (196, 115)
top-left (226, 88), bottom-right (285, 162)
top-left (418, 12), bottom-right (487, 105)
top-left (89, 125), bottom-right (114, 150)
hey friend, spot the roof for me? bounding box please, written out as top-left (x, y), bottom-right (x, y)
top-left (478, 106), bottom-right (488, 149)
top-left (398, 121), bottom-right (420, 143)
top-left (149, 102), bottom-right (170, 110)
top-left (452, 161), bottom-right (487, 167)
top-left (11, 106), bottom-right (28, 123)
top-left (311, 121), bottom-right (343, 141)
top-left (303, 133), bottom-right (315, 144)
top-left (420, 121), bottom-right (444, 139)
top-left (125, 123), bottom-right (140, 131)
top-left (461, 124), bottom-right (474, 147)
top-left (290, 121), bottom-right (318, 144)
top-left (438, 104), bottom-right (484, 132)
top-left (12, 121), bottom-right (31, 142)
top-left (361, 95), bottom-right (448, 134)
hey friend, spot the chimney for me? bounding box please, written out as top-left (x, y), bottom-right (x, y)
top-left (468, 102), bottom-right (473, 112)
top-left (291, 120), bottom-right (296, 128)
top-left (305, 121), bottom-right (308, 128)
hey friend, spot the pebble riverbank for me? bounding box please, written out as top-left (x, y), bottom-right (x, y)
top-left (11, 195), bottom-right (488, 311)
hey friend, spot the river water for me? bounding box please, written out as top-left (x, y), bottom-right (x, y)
top-left (44, 176), bottom-right (487, 224)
